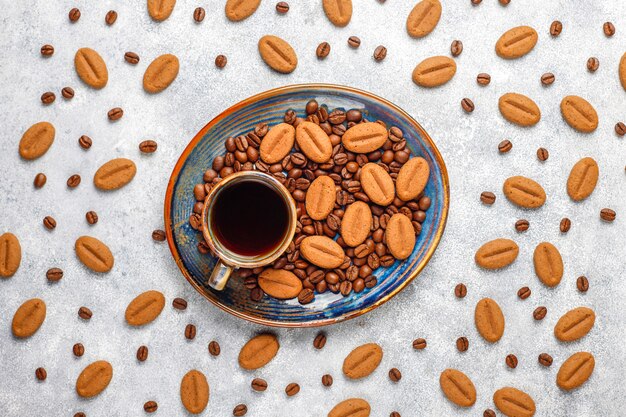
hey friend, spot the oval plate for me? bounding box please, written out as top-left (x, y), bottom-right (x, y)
top-left (164, 84), bottom-right (449, 327)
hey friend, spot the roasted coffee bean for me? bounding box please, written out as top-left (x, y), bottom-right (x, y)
top-left (46, 267), bottom-right (63, 282)
top-left (35, 367), bottom-right (47, 381)
top-left (587, 57), bottom-right (599, 72)
top-left (298, 289), bottom-right (314, 304)
top-left (450, 40), bottom-right (463, 57)
top-left (537, 147), bottom-right (549, 161)
top-left (538, 353), bottom-right (553, 367)
top-left (348, 36), bottom-right (361, 48)
top-left (373, 45), bottom-right (387, 61)
top-left (454, 283), bottom-right (467, 298)
top-left (185, 324), bottom-right (197, 340)
top-left (276, 1), bottom-right (289, 13)
top-left (73, 342), bottom-right (85, 357)
top-left (108, 107), bottom-right (123, 121)
top-left (285, 383), bottom-right (300, 396)
top-left (61, 87), bottom-right (74, 99)
top-left (476, 73), bottom-right (491, 85)
top-left (41, 44), bottom-right (54, 56)
top-left (78, 135), bottom-right (92, 149)
top-left (193, 7), bottom-right (206, 22)
top-left (533, 306), bottom-right (547, 320)
top-left (461, 98), bottom-right (474, 113)
top-left (456, 336), bottom-right (469, 352)
top-left (144, 401), bottom-right (158, 413)
top-left (321, 374), bottom-right (333, 387)
top-left (603, 21), bottom-right (615, 37)
top-left (412, 338), bottom-right (426, 350)
top-left (515, 219), bottom-right (529, 232)
top-left (560, 217), bottom-right (571, 233)
top-left (74, 413), bottom-right (86, 417)
top-left (34, 173), bottom-right (46, 188)
top-left (85, 211), bottom-right (98, 225)
top-left (577, 276), bottom-right (589, 292)
top-left (313, 332), bottom-right (327, 349)
top-left (305, 99), bottom-right (318, 115)
top-left (389, 368), bottom-right (401, 382)
top-left (251, 378), bottom-right (268, 391)
top-left (541, 72), bottom-right (555, 86)
top-left (550, 20), bottom-right (563, 36)
top-left (41, 91), bottom-right (55, 105)
top-left (136, 345), bottom-right (148, 362)
top-left (615, 122), bottom-right (626, 136)
top-left (69, 7), bottom-right (81, 22)
top-left (480, 191), bottom-right (496, 205)
top-left (207, 340), bottom-right (220, 356)
top-left (484, 409), bottom-right (496, 417)
top-left (339, 280), bottom-right (352, 296)
top-left (517, 286), bottom-right (531, 299)
top-left (152, 229), bottom-right (166, 242)
top-left (172, 297), bottom-right (187, 310)
top-left (600, 208), bottom-right (616, 222)
top-left (506, 354), bottom-right (518, 369)
top-left (391, 413), bottom-right (401, 417)
top-left (124, 51), bottom-right (140, 64)
top-left (317, 41), bottom-right (331, 59)
top-left (233, 404), bottom-right (247, 416)
top-left (498, 139), bottom-right (512, 153)
top-left (43, 216), bottom-right (56, 230)
top-left (78, 306), bottom-right (92, 320)
top-left (499, 0), bottom-right (510, 5)
top-left (139, 140), bottom-right (158, 153)
top-left (471, 0), bottom-right (481, 5)
top-left (105, 10), bottom-right (117, 25)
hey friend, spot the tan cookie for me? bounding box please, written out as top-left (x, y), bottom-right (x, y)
top-left (567, 157), bottom-right (599, 201)
top-left (412, 56), bottom-right (456, 87)
top-left (180, 369), bottom-right (210, 414)
top-left (439, 369), bottom-right (476, 407)
top-left (474, 238), bottom-right (519, 270)
top-left (93, 158), bottom-right (137, 191)
top-left (322, 0), bottom-right (353, 27)
top-left (258, 35), bottom-right (298, 74)
top-left (533, 242), bottom-right (563, 287)
top-left (493, 387), bottom-right (536, 417)
top-left (305, 175), bottom-right (336, 220)
top-left (328, 398), bottom-right (371, 417)
top-left (75, 236), bottom-right (114, 273)
top-left (554, 307), bottom-right (595, 342)
top-left (19, 121), bottom-right (55, 160)
top-left (498, 93), bottom-right (541, 126)
top-left (147, 0), bottom-right (176, 21)
top-left (342, 343), bottom-right (383, 379)
top-left (125, 290), bottom-right (166, 326)
top-left (12, 298), bottom-right (46, 338)
top-left (238, 334), bottom-right (280, 370)
top-left (258, 269), bottom-right (302, 299)
top-left (341, 201), bottom-right (373, 247)
top-left (300, 236), bottom-right (345, 269)
top-left (74, 48), bottom-right (108, 89)
top-left (503, 176), bottom-right (546, 208)
top-left (295, 121), bottom-right (332, 163)
top-left (342, 122), bottom-right (388, 154)
top-left (495, 26), bottom-right (538, 59)
top-left (396, 157), bottom-right (430, 201)
top-left (0, 232), bottom-right (21, 278)
top-left (259, 123), bottom-right (295, 164)
top-left (557, 352), bottom-right (595, 391)
top-left (620, 52), bottom-right (626, 91)
top-left (406, 0), bottom-right (442, 38)
top-left (474, 298), bottom-right (505, 343)
top-left (560, 95), bottom-right (598, 133)
top-left (360, 163), bottom-right (395, 206)
top-left (143, 54), bottom-right (179, 93)
top-left (76, 360), bottom-right (113, 398)
top-left (225, 0), bottom-right (260, 21)
top-left (385, 213), bottom-right (416, 260)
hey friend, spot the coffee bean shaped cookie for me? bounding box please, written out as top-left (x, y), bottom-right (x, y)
top-left (493, 387), bottom-right (536, 417)
top-left (567, 157), bottom-right (599, 201)
top-left (19, 121), bottom-right (55, 160)
top-left (341, 201), bottom-right (373, 247)
top-left (258, 269), bottom-right (302, 299)
top-left (554, 307), bottom-right (595, 342)
top-left (259, 123), bottom-right (295, 164)
top-left (498, 93), bottom-right (541, 126)
top-left (300, 236), bottom-right (345, 269)
top-left (495, 26), bottom-right (538, 59)
top-left (238, 334), bottom-right (280, 370)
top-left (620, 52), bottom-right (626, 91)
top-left (557, 352), bottom-right (595, 391)
top-left (75, 236), bottom-right (114, 273)
top-left (93, 158), bottom-right (137, 191)
top-left (225, 0), bottom-right (260, 21)
top-left (503, 176), bottom-right (546, 208)
top-left (305, 175), bottom-right (336, 220)
top-left (74, 48), bottom-right (108, 89)
top-left (474, 298), bottom-right (505, 343)
top-left (474, 238), bottom-right (519, 270)
top-left (322, 0), bottom-right (352, 27)
top-left (439, 369), bottom-right (476, 407)
top-left (76, 360), bottom-right (113, 398)
top-left (258, 35), bottom-right (298, 74)
top-left (533, 242), bottom-right (563, 287)
top-left (143, 54), bottom-right (179, 93)
top-left (295, 121), bottom-right (332, 163)
top-left (328, 398), bottom-right (371, 417)
top-left (180, 369), bottom-right (209, 414)
top-left (560, 95), bottom-right (598, 133)
top-left (342, 343), bottom-right (383, 379)
top-left (12, 298), bottom-right (46, 338)
top-left (396, 157), bottom-right (429, 201)
top-left (406, 0), bottom-right (442, 38)
top-left (385, 213), bottom-right (416, 260)
top-left (125, 290), bottom-right (165, 326)
top-left (412, 56), bottom-right (456, 87)
top-left (0, 232), bottom-right (21, 278)
top-left (148, 0), bottom-right (176, 21)
top-left (360, 163), bottom-right (395, 206)
top-left (342, 122), bottom-right (388, 154)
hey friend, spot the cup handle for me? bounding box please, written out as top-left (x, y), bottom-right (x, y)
top-left (208, 260), bottom-right (234, 291)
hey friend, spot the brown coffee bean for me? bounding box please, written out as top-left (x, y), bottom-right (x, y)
top-left (603, 21), bottom-right (615, 37)
top-left (535, 147), bottom-right (549, 161)
top-left (498, 139), bottom-right (512, 153)
top-left (389, 367), bottom-right (401, 382)
top-left (172, 297), bottom-right (187, 310)
top-left (471, 0), bottom-right (481, 5)
top-left (144, 401), bottom-right (158, 413)
top-left (538, 353), bottom-right (553, 367)
top-left (373, 45), bottom-right (387, 62)
top-left (480, 191), bottom-right (496, 205)
top-left (476, 73), bottom-right (491, 85)
top-left (506, 354), bottom-right (518, 369)
top-left (74, 413), bottom-right (86, 417)
top-left (69, 7), bottom-right (81, 22)
top-left (41, 44), bottom-right (54, 56)
top-left (46, 267), bottom-right (63, 282)
top-left (517, 286), bottom-right (531, 299)
top-left (276, 1), bottom-right (289, 13)
top-left (484, 409), bottom-right (496, 417)
top-left (533, 306), bottom-right (547, 320)
top-left (348, 36), bottom-right (361, 48)
top-left (85, 211), bottom-right (98, 225)
top-left (313, 332), bottom-right (327, 349)
top-left (560, 217), bottom-right (571, 233)
top-left (540, 72), bottom-right (555, 86)
top-left (78, 306), bottom-right (92, 320)
top-left (152, 229), bottom-right (166, 242)
top-left (193, 7), bottom-right (206, 22)
top-left (550, 20), bottom-right (563, 36)
top-left (577, 276), bottom-right (589, 292)
top-left (499, 0), bottom-right (510, 5)
top-left (34, 173), bottom-right (47, 188)
top-left (35, 367), bottom-right (47, 381)
top-left (285, 383), bottom-right (300, 396)
top-left (41, 91), bottom-right (55, 105)
top-left (61, 87), bottom-right (74, 99)
top-left (298, 288), bottom-right (314, 304)
top-left (215, 54), bottom-right (228, 68)
top-left (316, 42), bottom-right (331, 59)
top-left (139, 140), bottom-right (158, 153)
top-left (615, 122), bottom-right (626, 136)
top-left (600, 208), bottom-right (616, 222)
top-left (251, 378), bottom-right (268, 391)
top-left (67, 174), bottom-right (81, 188)
top-left (136, 345), bottom-right (148, 362)
top-left (515, 219), bottom-right (529, 232)
top-left (73, 342), bottom-right (85, 357)
top-left (412, 338), bottom-right (426, 350)
top-left (587, 57), bottom-right (599, 72)
top-left (454, 283), bottom-right (467, 298)
top-left (124, 51), bottom-right (140, 64)
top-left (391, 413), bottom-right (401, 417)
top-left (107, 107), bottom-right (123, 121)
top-left (450, 40), bottom-right (463, 57)
top-left (461, 98), bottom-right (474, 113)
top-left (233, 404), bottom-right (247, 416)
top-left (43, 216), bottom-right (56, 230)
top-left (105, 10), bottom-right (117, 25)
top-left (78, 135), bottom-right (92, 149)
top-left (456, 336), bottom-right (469, 352)
top-left (185, 324), bottom-right (196, 340)
top-left (321, 374), bottom-right (333, 387)
top-left (208, 340), bottom-right (221, 356)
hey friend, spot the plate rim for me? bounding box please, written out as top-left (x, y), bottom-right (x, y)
top-left (164, 83), bottom-right (450, 328)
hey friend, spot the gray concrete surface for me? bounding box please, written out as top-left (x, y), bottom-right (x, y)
top-left (0, 0), bottom-right (625, 416)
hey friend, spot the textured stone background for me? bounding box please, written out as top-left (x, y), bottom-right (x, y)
top-left (0, 0), bottom-right (625, 416)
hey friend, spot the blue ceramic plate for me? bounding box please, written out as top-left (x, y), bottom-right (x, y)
top-left (164, 84), bottom-right (449, 327)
